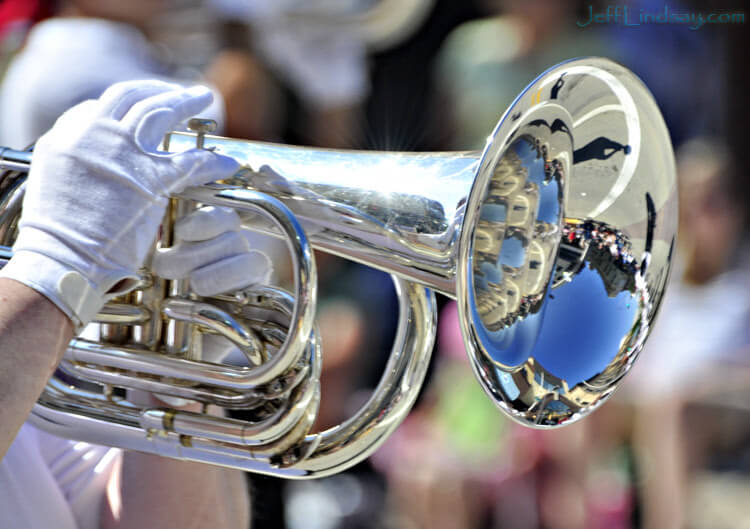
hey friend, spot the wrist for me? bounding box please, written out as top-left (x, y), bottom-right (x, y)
top-left (0, 251), bottom-right (104, 332)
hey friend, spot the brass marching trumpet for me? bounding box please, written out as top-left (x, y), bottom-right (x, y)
top-left (0, 58), bottom-right (677, 478)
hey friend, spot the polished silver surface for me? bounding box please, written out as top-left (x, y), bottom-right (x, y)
top-left (28, 275), bottom-right (434, 479)
top-left (458, 58), bottom-right (676, 426)
top-left (162, 298), bottom-right (265, 365)
top-left (0, 147), bottom-right (32, 172)
top-left (164, 57), bottom-right (676, 427)
top-left (0, 57), bottom-right (676, 476)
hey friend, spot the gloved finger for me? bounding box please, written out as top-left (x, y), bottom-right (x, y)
top-left (97, 80), bottom-right (181, 120)
top-left (190, 250), bottom-right (273, 296)
top-left (132, 107), bottom-right (180, 152)
top-left (175, 206), bottom-right (241, 242)
top-left (165, 148), bottom-right (240, 194)
top-left (152, 230), bottom-right (250, 279)
top-left (122, 85), bottom-right (214, 143)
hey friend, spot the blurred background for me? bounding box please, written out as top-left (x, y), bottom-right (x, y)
top-left (1, 0), bottom-right (748, 527)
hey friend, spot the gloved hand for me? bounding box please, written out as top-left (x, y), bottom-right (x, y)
top-left (152, 205), bottom-right (273, 365)
top-left (0, 80), bottom-right (240, 331)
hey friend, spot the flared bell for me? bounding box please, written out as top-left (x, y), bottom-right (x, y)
top-left (458, 58), bottom-right (676, 426)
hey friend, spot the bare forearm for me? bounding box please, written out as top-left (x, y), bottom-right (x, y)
top-left (0, 277), bottom-right (73, 458)
top-left (101, 451), bottom-right (250, 529)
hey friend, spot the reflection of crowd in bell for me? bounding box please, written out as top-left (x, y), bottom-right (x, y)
top-left (563, 220), bottom-right (637, 272)
top-left (560, 219), bottom-right (639, 296)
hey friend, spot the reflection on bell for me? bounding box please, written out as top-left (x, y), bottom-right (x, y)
top-left (458, 59), bottom-right (676, 427)
top-left (471, 135), bottom-right (564, 365)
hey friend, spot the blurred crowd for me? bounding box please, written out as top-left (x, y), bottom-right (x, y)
top-left (1, 0), bottom-right (748, 528)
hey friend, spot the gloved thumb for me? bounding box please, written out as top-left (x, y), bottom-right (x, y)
top-left (167, 148), bottom-right (241, 195)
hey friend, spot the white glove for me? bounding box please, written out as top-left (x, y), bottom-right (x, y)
top-left (0, 80), bottom-right (240, 331)
top-left (151, 205), bottom-right (273, 297)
